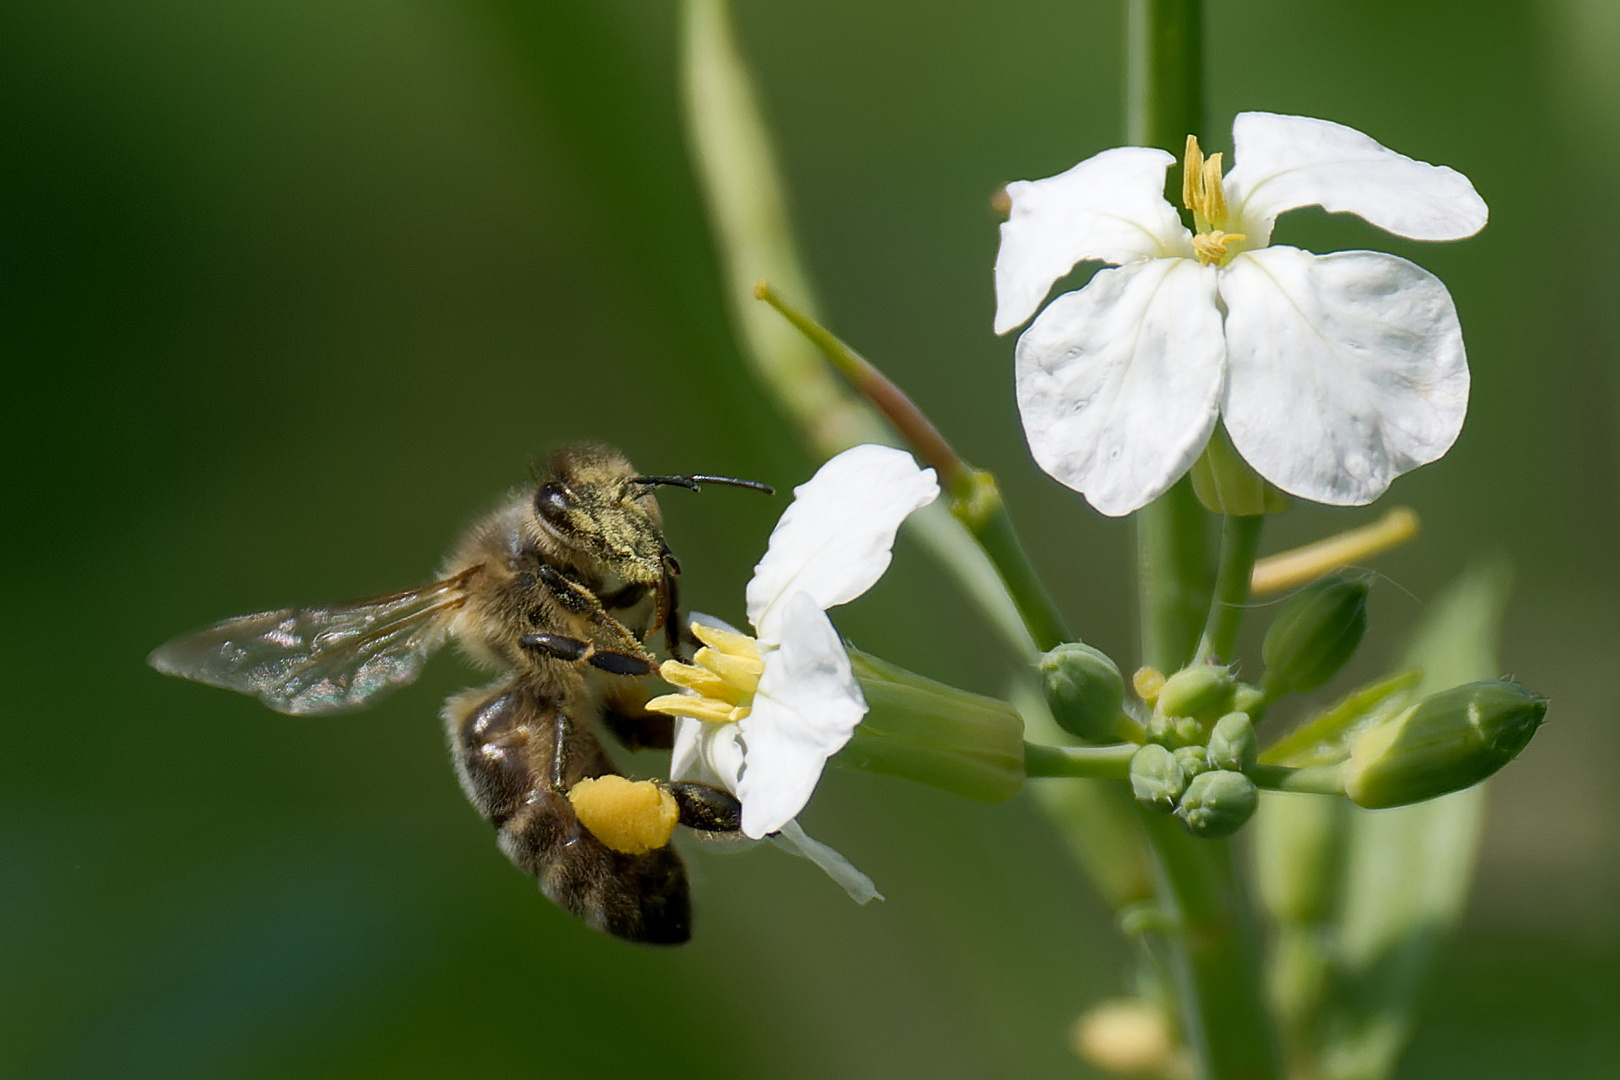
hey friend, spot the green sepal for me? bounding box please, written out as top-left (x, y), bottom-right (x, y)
top-left (1343, 679), bottom-right (1547, 809)
top-left (840, 650), bottom-right (1025, 802)
top-left (1261, 574), bottom-right (1370, 698)
top-left (1190, 422), bottom-right (1292, 516)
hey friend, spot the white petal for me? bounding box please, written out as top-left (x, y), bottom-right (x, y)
top-left (1223, 112), bottom-right (1488, 247)
top-left (1219, 246), bottom-right (1469, 505)
top-left (670, 716), bottom-right (745, 794)
top-left (993, 147), bottom-right (1194, 334)
top-left (745, 445), bottom-right (938, 644)
top-left (736, 594), bottom-right (866, 839)
top-left (1015, 258), bottom-right (1225, 517)
top-left (771, 820), bottom-right (883, 904)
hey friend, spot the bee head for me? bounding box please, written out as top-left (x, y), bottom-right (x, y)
top-left (532, 446), bottom-right (669, 585)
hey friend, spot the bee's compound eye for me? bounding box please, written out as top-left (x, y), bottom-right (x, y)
top-left (534, 482), bottom-right (574, 526)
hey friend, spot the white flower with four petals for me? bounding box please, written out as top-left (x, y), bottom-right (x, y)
top-left (995, 111), bottom-right (1488, 517)
top-left (647, 444), bottom-right (939, 901)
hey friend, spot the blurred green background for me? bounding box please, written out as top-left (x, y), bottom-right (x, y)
top-left (4, 0), bottom-right (1617, 1076)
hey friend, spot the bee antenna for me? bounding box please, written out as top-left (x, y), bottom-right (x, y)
top-left (633, 474), bottom-right (775, 496)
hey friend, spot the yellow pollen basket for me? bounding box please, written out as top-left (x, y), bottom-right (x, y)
top-left (567, 775), bottom-right (679, 854)
top-left (1182, 135), bottom-right (1246, 268)
top-left (645, 621), bottom-right (765, 725)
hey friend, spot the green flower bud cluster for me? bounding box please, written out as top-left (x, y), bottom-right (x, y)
top-left (1129, 670), bottom-right (1263, 837)
top-left (1344, 679), bottom-right (1546, 809)
top-left (1261, 575), bottom-right (1370, 700)
top-left (1130, 737), bottom-right (1259, 838)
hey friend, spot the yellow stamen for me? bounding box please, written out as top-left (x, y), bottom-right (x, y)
top-left (1191, 230), bottom-right (1247, 267)
top-left (644, 692), bottom-right (749, 725)
top-left (691, 621), bottom-right (761, 660)
top-left (694, 645), bottom-right (765, 687)
top-left (567, 775), bottom-right (679, 855)
top-left (1250, 507), bottom-right (1421, 596)
top-left (647, 622), bottom-right (769, 726)
top-left (1182, 134), bottom-right (1243, 267)
top-left (657, 660), bottom-right (740, 702)
top-left (1133, 666), bottom-right (1167, 704)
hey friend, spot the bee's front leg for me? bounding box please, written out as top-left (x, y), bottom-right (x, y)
top-left (519, 632), bottom-right (657, 677)
top-left (535, 563), bottom-right (656, 660)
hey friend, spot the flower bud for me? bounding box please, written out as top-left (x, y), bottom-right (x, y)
top-left (1174, 745), bottom-right (1211, 780)
top-left (1039, 643), bottom-right (1131, 743)
top-left (1344, 680), bottom-right (1546, 809)
top-left (1261, 575), bottom-right (1369, 697)
top-left (1173, 717), bottom-right (1206, 747)
top-left (1130, 744), bottom-right (1186, 811)
top-left (1206, 712), bottom-right (1258, 773)
top-left (1155, 664), bottom-right (1235, 721)
top-left (1175, 770), bottom-right (1259, 838)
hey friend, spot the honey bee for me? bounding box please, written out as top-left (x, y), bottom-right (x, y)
top-left (148, 445), bottom-right (771, 944)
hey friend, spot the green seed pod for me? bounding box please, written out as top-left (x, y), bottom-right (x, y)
top-left (1040, 643), bottom-right (1130, 743)
top-left (1206, 712), bottom-right (1258, 773)
top-left (1174, 745), bottom-right (1211, 781)
top-left (1130, 744), bottom-right (1186, 812)
top-left (1261, 575), bottom-right (1370, 697)
top-left (1156, 665), bottom-right (1235, 722)
top-left (1176, 770), bottom-right (1260, 838)
top-left (1344, 680), bottom-right (1547, 809)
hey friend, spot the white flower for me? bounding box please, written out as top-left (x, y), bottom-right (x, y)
top-left (994, 111), bottom-right (1488, 517)
top-left (646, 444), bottom-right (939, 901)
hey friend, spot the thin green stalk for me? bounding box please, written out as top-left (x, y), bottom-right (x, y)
top-left (1127, 2), bottom-right (1282, 1077)
top-left (1198, 515), bottom-right (1264, 664)
top-left (1023, 742), bottom-right (1137, 778)
top-left (755, 281), bottom-right (1072, 652)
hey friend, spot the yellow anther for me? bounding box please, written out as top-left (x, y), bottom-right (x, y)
top-left (1191, 230), bottom-right (1247, 267)
top-left (656, 660), bottom-right (739, 702)
top-left (648, 621), bottom-right (767, 725)
top-left (1183, 134), bottom-right (1239, 263)
top-left (1182, 135), bottom-right (1202, 216)
top-left (1203, 151), bottom-right (1228, 224)
top-left (693, 646), bottom-right (764, 691)
top-left (1133, 666), bottom-right (1167, 704)
top-left (691, 621), bottom-right (761, 661)
top-left (644, 692), bottom-right (750, 725)
top-left (567, 776), bottom-right (679, 854)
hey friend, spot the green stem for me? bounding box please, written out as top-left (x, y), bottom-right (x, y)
top-left (1197, 515), bottom-right (1265, 664)
top-left (1023, 742), bottom-right (1137, 778)
top-left (1136, 478), bottom-right (1209, 672)
top-left (1138, 818), bottom-right (1279, 1080)
top-left (1127, 2), bottom-right (1281, 1077)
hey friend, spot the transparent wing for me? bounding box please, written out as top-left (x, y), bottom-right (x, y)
top-left (148, 568), bottom-right (480, 715)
